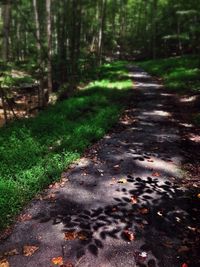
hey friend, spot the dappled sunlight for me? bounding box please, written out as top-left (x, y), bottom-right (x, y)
top-left (142, 110), bottom-right (171, 117)
top-left (135, 155), bottom-right (182, 178)
top-left (86, 79), bottom-right (132, 90)
top-left (179, 95), bottom-right (197, 103)
top-left (127, 72), bottom-right (150, 79)
top-left (1, 64), bottom-right (199, 267)
top-left (135, 82), bottom-right (163, 89)
top-left (179, 122), bottom-right (193, 128)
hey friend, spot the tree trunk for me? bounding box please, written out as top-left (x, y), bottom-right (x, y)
top-left (1, 0), bottom-right (11, 62)
top-left (0, 87), bottom-right (8, 124)
top-left (70, 0), bottom-right (82, 86)
top-left (33, 0), bottom-right (45, 107)
top-left (152, 0), bottom-right (158, 59)
top-left (97, 0), bottom-right (106, 65)
top-left (46, 0), bottom-right (53, 95)
top-left (33, 0), bottom-right (41, 53)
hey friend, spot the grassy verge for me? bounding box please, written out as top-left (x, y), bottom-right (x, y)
top-left (0, 61), bottom-right (133, 230)
top-left (137, 55), bottom-right (200, 93)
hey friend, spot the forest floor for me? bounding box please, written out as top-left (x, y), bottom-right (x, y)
top-left (0, 65), bottom-right (200, 267)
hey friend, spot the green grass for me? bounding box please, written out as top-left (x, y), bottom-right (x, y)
top-left (137, 55), bottom-right (200, 93)
top-left (0, 61), bottom-right (133, 230)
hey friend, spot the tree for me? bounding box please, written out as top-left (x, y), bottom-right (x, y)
top-left (1, 0), bottom-right (11, 62)
top-left (46, 0), bottom-right (52, 94)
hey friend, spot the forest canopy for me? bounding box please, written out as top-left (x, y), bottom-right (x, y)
top-left (0, 0), bottom-right (199, 90)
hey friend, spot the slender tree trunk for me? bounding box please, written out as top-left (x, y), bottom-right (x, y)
top-left (177, 18), bottom-right (183, 55)
top-left (152, 0), bottom-right (158, 59)
top-left (98, 0), bottom-right (106, 65)
top-left (0, 87), bottom-right (8, 124)
top-left (33, 0), bottom-right (41, 53)
top-left (1, 0), bottom-right (11, 62)
top-left (33, 0), bottom-right (45, 107)
top-left (46, 0), bottom-right (53, 94)
top-left (70, 0), bottom-right (82, 86)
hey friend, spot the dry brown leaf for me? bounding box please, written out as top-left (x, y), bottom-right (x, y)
top-left (64, 231), bottom-right (77, 241)
top-left (4, 249), bottom-right (19, 256)
top-left (123, 229), bottom-right (135, 241)
top-left (178, 246), bottom-right (190, 253)
top-left (139, 208), bottom-right (149, 214)
top-left (0, 259), bottom-right (10, 267)
top-left (77, 232), bottom-right (88, 241)
top-left (45, 193), bottom-right (56, 200)
top-left (23, 245), bottom-right (39, 256)
top-left (152, 172), bottom-right (161, 177)
top-left (112, 207), bottom-right (117, 212)
top-left (147, 159), bottom-right (154, 162)
top-left (18, 213), bottom-right (32, 222)
top-left (162, 241), bottom-right (173, 248)
top-left (51, 256), bottom-right (63, 265)
top-left (130, 195), bottom-right (137, 204)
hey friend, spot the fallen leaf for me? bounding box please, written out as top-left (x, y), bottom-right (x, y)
top-left (112, 207), bottom-right (117, 212)
top-left (64, 231), bottom-right (77, 241)
top-left (4, 249), bottom-right (19, 256)
top-left (23, 245), bottom-right (39, 256)
top-left (130, 195), bottom-right (138, 204)
top-left (197, 193), bottom-right (200, 199)
top-left (152, 172), bottom-right (161, 177)
top-left (162, 241), bottom-right (173, 248)
top-left (147, 159), bottom-right (154, 162)
top-left (43, 193), bottom-right (56, 201)
top-left (123, 229), bottom-right (135, 241)
top-left (139, 208), bottom-right (149, 214)
top-left (118, 178), bottom-right (127, 184)
top-left (51, 256), bottom-right (64, 265)
top-left (187, 226), bottom-right (196, 232)
top-left (18, 213), bottom-right (32, 222)
top-left (0, 259), bottom-right (9, 267)
top-left (178, 246), bottom-right (190, 253)
top-left (77, 232), bottom-right (88, 241)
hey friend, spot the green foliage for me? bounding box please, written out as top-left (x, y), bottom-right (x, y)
top-left (137, 55), bottom-right (200, 93)
top-left (0, 61), bottom-right (132, 230)
top-left (1, 75), bottom-right (34, 88)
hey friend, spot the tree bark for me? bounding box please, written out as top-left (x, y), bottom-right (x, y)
top-left (0, 87), bottom-right (8, 124)
top-left (46, 0), bottom-right (53, 94)
top-left (152, 0), bottom-right (158, 59)
top-left (97, 0), bottom-right (106, 65)
top-left (33, 0), bottom-right (41, 53)
top-left (1, 0), bottom-right (11, 62)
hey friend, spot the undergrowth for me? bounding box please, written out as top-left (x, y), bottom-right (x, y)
top-left (0, 61), bottom-right (133, 230)
top-left (137, 55), bottom-right (200, 93)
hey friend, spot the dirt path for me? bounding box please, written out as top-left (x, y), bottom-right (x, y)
top-left (0, 66), bottom-right (199, 267)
